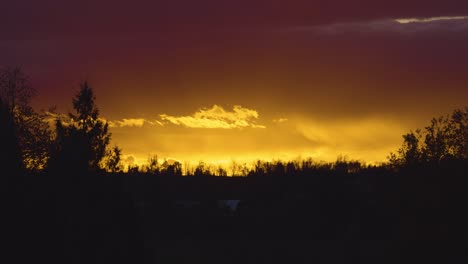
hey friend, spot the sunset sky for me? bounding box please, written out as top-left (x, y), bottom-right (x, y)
top-left (2, 1), bottom-right (468, 167)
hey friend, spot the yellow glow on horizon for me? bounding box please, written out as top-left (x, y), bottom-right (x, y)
top-left (120, 147), bottom-right (391, 174)
top-left (111, 108), bottom-right (408, 173)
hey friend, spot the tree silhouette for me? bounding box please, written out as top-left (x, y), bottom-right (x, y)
top-left (390, 130), bottom-right (423, 166)
top-left (0, 66), bottom-right (51, 171)
top-left (423, 116), bottom-right (450, 162)
top-left (194, 161), bottom-right (211, 177)
top-left (146, 155), bottom-right (160, 174)
top-left (104, 146), bottom-right (123, 173)
top-left (164, 161), bottom-right (183, 176)
top-left (446, 107), bottom-right (468, 159)
top-left (389, 107), bottom-right (468, 167)
top-left (0, 98), bottom-right (24, 184)
top-left (0, 66), bottom-right (35, 114)
top-left (48, 81), bottom-right (111, 172)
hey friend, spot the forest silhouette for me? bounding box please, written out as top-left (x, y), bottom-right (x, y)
top-left (1, 67), bottom-right (467, 263)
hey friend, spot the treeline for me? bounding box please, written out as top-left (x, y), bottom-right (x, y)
top-left (128, 156), bottom-right (373, 177)
top-left (1, 66), bottom-right (467, 179)
top-left (0, 67), bottom-right (121, 179)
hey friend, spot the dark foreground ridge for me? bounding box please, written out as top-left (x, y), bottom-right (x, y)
top-left (3, 161), bottom-right (467, 264)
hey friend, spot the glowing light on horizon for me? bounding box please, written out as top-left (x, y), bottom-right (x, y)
top-left (118, 147), bottom-right (386, 175)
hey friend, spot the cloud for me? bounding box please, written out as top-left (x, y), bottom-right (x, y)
top-left (160, 105), bottom-right (266, 129)
top-left (395, 16), bottom-right (468, 24)
top-left (108, 118), bottom-right (145, 128)
top-left (288, 15), bottom-right (468, 34)
top-left (45, 106), bottom-right (263, 130)
top-left (108, 118), bottom-right (163, 128)
top-left (294, 117), bottom-right (406, 162)
top-left (43, 111), bottom-right (61, 123)
top-left (43, 111), bottom-right (75, 127)
top-left (43, 112), bottom-right (164, 129)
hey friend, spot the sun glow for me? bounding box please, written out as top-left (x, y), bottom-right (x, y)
top-left (106, 106), bottom-right (411, 174)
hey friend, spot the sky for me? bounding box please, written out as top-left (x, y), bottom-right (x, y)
top-left (2, 1), bottom-right (468, 168)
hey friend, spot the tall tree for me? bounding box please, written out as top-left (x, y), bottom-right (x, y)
top-left (49, 81), bottom-right (111, 172)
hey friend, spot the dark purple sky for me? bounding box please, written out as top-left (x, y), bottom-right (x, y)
top-left (2, 0), bottom-right (468, 165)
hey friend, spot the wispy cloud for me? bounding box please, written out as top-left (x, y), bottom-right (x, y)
top-left (395, 16), bottom-right (468, 24)
top-left (108, 118), bottom-right (145, 128)
top-left (43, 111), bottom-right (74, 126)
top-left (43, 111), bottom-right (61, 123)
top-left (43, 112), bottom-right (163, 128)
top-left (108, 118), bottom-right (164, 128)
top-left (294, 117), bottom-right (407, 163)
top-left (286, 15), bottom-right (468, 34)
top-left (160, 105), bottom-right (266, 129)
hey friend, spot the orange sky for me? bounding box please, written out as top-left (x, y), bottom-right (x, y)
top-left (2, 1), bottom-right (468, 168)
